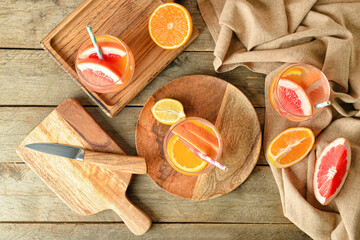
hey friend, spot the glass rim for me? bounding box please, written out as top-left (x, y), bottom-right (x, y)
top-left (273, 63), bottom-right (331, 118)
top-left (163, 117), bottom-right (223, 175)
top-left (75, 34), bottom-right (133, 87)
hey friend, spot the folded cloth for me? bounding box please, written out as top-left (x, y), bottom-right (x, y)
top-left (197, 0), bottom-right (360, 239)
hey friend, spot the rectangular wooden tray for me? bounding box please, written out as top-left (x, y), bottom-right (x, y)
top-left (41, 0), bottom-right (199, 118)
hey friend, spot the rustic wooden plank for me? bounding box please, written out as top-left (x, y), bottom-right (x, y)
top-left (0, 0), bottom-right (82, 49)
top-left (0, 0), bottom-right (214, 51)
top-left (0, 50), bottom-right (91, 105)
top-left (0, 50), bottom-right (266, 107)
top-left (0, 107), bottom-right (266, 164)
top-left (0, 163), bottom-right (286, 223)
top-left (0, 223), bottom-right (310, 240)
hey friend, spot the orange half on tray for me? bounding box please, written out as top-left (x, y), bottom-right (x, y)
top-left (149, 3), bottom-right (193, 49)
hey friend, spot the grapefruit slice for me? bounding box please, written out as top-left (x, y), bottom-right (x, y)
top-left (306, 80), bottom-right (325, 105)
top-left (314, 138), bottom-right (351, 205)
top-left (278, 79), bottom-right (313, 116)
top-left (182, 121), bottom-right (219, 150)
top-left (77, 62), bottom-right (122, 86)
top-left (79, 45), bottom-right (126, 60)
top-left (173, 124), bottom-right (217, 157)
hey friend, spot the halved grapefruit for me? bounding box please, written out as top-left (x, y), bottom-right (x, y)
top-left (77, 61), bottom-right (122, 86)
top-left (278, 79), bottom-right (313, 116)
top-left (314, 138), bottom-right (351, 205)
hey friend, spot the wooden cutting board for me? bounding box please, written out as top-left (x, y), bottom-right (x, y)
top-left (40, 0), bottom-right (199, 118)
top-left (136, 75), bottom-right (262, 200)
top-left (16, 98), bottom-right (151, 235)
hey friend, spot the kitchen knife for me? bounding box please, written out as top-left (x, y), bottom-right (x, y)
top-left (25, 143), bottom-right (147, 174)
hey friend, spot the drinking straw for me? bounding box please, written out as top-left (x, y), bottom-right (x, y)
top-left (86, 25), bottom-right (103, 60)
top-left (315, 101), bottom-right (331, 109)
top-left (195, 151), bottom-right (228, 171)
top-left (179, 137), bottom-right (228, 171)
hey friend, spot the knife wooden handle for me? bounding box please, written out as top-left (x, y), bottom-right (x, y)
top-left (83, 150), bottom-right (147, 174)
top-left (111, 194), bottom-right (152, 235)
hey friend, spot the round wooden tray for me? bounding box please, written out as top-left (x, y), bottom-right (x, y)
top-left (136, 75), bottom-right (261, 200)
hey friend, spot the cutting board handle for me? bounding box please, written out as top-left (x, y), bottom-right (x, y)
top-left (84, 150), bottom-right (147, 174)
top-left (111, 195), bottom-right (152, 235)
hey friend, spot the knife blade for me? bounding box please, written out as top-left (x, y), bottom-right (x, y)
top-left (25, 143), bottom-right (147, 174)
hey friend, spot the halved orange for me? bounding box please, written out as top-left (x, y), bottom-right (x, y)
top-left (149, 3), bottom-right (193, 49)
top-left (267, 127), bottom-right (315, 168)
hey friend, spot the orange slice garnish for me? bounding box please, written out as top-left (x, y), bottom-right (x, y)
top-left (281, 67), bottom-right (305, 84)
top-left (167, 135), bottom-right (208, 173)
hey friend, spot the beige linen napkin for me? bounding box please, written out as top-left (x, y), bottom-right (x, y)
top-left (197, 0), bottom-right (360, 239)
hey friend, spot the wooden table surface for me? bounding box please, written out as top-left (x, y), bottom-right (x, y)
top-left (0, 0), bottom-right (311, 239)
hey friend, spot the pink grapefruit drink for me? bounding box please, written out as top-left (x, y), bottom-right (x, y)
top-left (270, 64), bottom-right (330, 122)
top-left (75, 35), bottom-right (135, 93)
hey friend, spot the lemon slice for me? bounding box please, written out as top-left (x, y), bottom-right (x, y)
top-left (151, 98), bottom-right (186, 125)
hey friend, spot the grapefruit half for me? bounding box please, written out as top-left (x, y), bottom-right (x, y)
top-left (313, 138), bottom-right (351, 205)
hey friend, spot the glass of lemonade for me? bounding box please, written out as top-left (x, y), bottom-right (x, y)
top-left (163, 117), bottom-right (223, 175)
top-left (269, 63), bottom-right (330, 122)
top-left (75, 35), bottom-right (135, 93)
